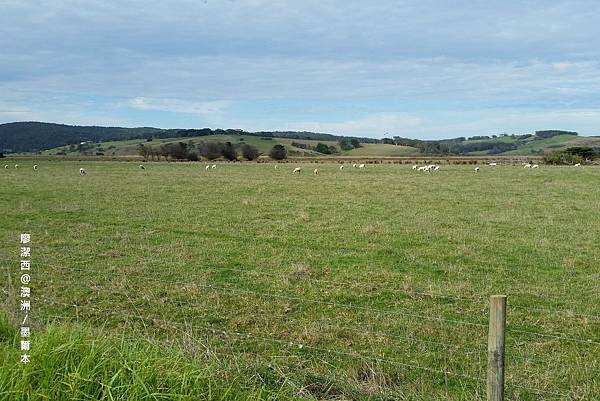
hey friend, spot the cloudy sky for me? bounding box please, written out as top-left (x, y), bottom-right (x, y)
top-left (1, 0), bottom-right (600, 138)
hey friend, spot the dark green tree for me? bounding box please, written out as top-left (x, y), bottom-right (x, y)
top-left (269, 144), bottom-right (287, 160)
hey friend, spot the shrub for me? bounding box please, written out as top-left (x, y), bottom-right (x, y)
top-left (221, 142), bottom-right (238, 161)
top-left (269, 145), bottom-right (288, 160)
top-left (199, 141), bottom-right (223, 160)
top-left (314, 143), bottom-right (332, 154)
top-left (543, 152), bottom-right (583, 165)
top-left (241, 144), bottom-right (260, 161)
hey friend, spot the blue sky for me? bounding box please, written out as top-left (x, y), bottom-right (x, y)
top-left (1, 0), bottom-right (600, 139)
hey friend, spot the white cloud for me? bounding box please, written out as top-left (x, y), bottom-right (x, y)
top-left (129, 97), bottom-right (231, 116)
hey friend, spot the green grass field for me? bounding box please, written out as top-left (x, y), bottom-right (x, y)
top-left (1, 161), bottom-right (599, 400)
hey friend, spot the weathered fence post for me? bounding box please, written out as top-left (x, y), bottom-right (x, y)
top-left (487, 295), bottom-right (507, 401)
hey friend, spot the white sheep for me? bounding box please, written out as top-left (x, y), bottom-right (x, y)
top-left (417, 166), bottom-right (427, 172)
top-left (205, 165), bottom-right (210, 170)
top-left (292, 167), bottom-right (301, 173)
top-left (412, 165), bottom-right (418, 170)
top-left (14, 164), bottom-right (19, 169)
top-left (139, 164), bottom-right (145, 170)
top-left (274, 165), bottom-right (278, 169)
top-left (358, 163), bottom-right (365, 169)
top-left (524, 164), bottom-right (532, 168)
top-left (433, 165), bottom-right (440, 171)
top-left (4, 165), bottom-right (8, 169)
top-left (33, 165), bottom-right (38, 170)
top-left (474, 167), bottom-right (480, 172)
top-left (313, 168), bottom-right (319, 175)
top-left (352, 163), bottom-right (357, 168)
top-left (211, 164), bottom-right (217, 169)
top-left (489, 162), bottom-right (497, 166)
top-left (574, 163), bottom-right (581, 167)
top-left (79, 168), bottom-right (86, 175)
top-left (339, 165), bottom-right (344, 170)
top-left (532, 164), bottom-right (539, 169)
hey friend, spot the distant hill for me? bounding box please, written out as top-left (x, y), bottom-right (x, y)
top-left (2, 122), bottom-right (599, 156)
top-left (0, 122), bottom-right (378, 153)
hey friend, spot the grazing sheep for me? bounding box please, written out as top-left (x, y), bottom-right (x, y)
top-left (211, 164), bottom-right (217, 169)
top-left (205, 165), bottom-right (210, 170)
top-left (79, 168), bottom-right (86, 175)
top-left (358, 163), bottom-right (365, 169)
top-left (14, 164), bottom-right (18, 169)
top-left (339, 165), bottom-right (344, 170)
top-left (139, 164), bottom-right (145, 170)
top-left (352, 163), bottom-right (357, 168)
top-left (274, 165), bottom-right (278, 169)
top-left (474, 167), bottom-right (480, 172)
top-left (412, 165), bottom-right (418, 170)
top-left (433, 165), bottom-right (440, 171)
top-left (532, 164), bottom-right (539, 169)
top-left (489, 162), bottom-right (497, 166)
top-left (524, 164), bottom-right (532, 168)
top-left (574, 163), bottom-right (581, 167)
top-left (4, 165), bottom-right (8, 169)
top-left (33, 165), bottom-right (38, 170)
top-left (292, 167), bottom-right (301, 174)
top-left (417, 166), bottom-right (427, 171)
top-left (313, 168), bottom-right (319, 175)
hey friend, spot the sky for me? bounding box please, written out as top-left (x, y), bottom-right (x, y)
top-left (1, 0), bottom-right (600, 139)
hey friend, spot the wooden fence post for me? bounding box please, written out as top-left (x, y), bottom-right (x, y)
top-left (487, 295), bottom-right (506, 401)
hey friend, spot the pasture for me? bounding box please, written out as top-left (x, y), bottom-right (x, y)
top-left (1, 160), bottom-right (599, 400)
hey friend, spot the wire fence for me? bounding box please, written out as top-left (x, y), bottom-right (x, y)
top-left (20, 266), bottom-right (599, 401)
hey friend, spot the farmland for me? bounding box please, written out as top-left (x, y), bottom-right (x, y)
top-left (1, 160), bottom-right (599, 400)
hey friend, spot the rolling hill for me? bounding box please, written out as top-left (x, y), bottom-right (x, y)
top-left (2, 122), bottom-right (600, 157)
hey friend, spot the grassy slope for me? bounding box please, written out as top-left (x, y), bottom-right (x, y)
top-left (42, 134), bottom-right (333, 157)
top-left (1, 162), bottom-right (599, 400)
top-left (342, 144), bottom-right (418, 156)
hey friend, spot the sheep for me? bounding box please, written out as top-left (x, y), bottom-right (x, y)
top-left (139, 164), bottom-right (145, 170)
top-left (524, 164), bottom-right (532, 168)
top-left (412, 165), bottom-right (418, 170)
top-left (14, 164), bottom-right (18, 169)
top-left (339, 165), bottom-right (344, 170)
top-left (211, 164), bottom-right (217, 169)
top-left (489, 162), bottom-right (497, 166)
top-left (358, 163), bottom-right (365, 169)
top-left (532, 164), bottom-right (539, 169)
top-left (292, 167), bottom-right (301, 174)
top-left (433, 165), bottom-right (440, 171)
top-left (313, 168), bottom-right (319, 175)
top-left (352, 163), bottom-right (357, 168)
top-left (574, 163), bottom-right (581, 167)
top-left (4, 165), bottom-right (8, 169)
top-left (474, 167), bottom-right (480, 172)
top-left (205, 165), bottom-right (210, 170)
top-left (274, 165), bottom-right (278, 169)
top-left (79, 168), bottom-right (86, 175)
top-left (417, 166), bottom-right (427, 171)
top-left (33, 165), bottom-right (38, 170)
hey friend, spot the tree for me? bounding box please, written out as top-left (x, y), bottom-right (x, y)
top-left (199, 141), bottom-right (222, 160)
top-left (338, 139), bottom-right (353, 151)
top-left (269, 144), bottom-right (287, 160)
top-left (221, 141), bottom-right (238, 161)
top-left (315, 142), bottom-right (332, 154)
top-left (241, 144), bottom-right (260, 160)
top-left (350, 138), bottom-right (361, 148)
top-left (163, 142), bottom-right (188, 159)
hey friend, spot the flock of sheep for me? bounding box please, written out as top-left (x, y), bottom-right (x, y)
top-left (2, 161), bottom-right (588, 176)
